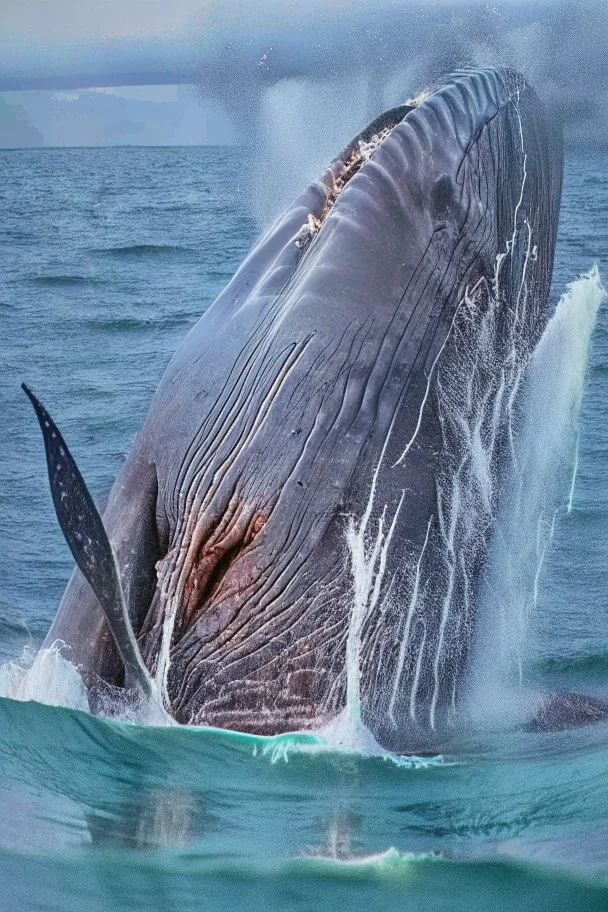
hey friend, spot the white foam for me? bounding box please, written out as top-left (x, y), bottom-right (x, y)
top-left (320, 708), bottom-right (389, 757)
top-left (0, 640), bottom-right (172, 726)
top-left (0, 641), bottom-right (89, 711)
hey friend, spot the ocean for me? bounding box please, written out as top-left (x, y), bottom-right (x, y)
top-left (0, 143), bottom-right (607, 910)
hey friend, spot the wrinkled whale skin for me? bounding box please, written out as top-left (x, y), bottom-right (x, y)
top-left (37, 69), bottom-right (564, 750)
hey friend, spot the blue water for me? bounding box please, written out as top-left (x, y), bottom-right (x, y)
top-left (1, 145), bottom-right (608, 910)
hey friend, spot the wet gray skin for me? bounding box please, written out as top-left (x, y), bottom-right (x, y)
top-left (27, 68), bottom-right (574, 750)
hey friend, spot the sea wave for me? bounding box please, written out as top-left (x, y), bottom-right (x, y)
top-left (535, 653), bottom-right (608, 675)
top-left (89, 244), bottom-right (192, 257)
top-left (1, 842), bottom-right (607, 912)
top-left (28, 274), bottom-right (102, 287)
top-left (84, 313), bottom-right (197, 333)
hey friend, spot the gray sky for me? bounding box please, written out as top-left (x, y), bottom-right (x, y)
top-left (0, 86), bottom-right (234, 147)
top-left (2, 0), bottom-right (204, 44)
top-left (0, 1), bottom-right (606, 148)
top-left (0, 0), bottom-right (222, 146)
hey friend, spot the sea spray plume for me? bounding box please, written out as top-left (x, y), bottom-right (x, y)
top-left (465, 266), bottom-right (606, 727)
top-left (199, 0), bottom-right (608, 151)
top-left (221, 1), bottom-right (603, 224)
top-left (19, 70), bottom-right (565, 751)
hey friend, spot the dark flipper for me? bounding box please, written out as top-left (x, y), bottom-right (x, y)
top-left (529, 692), bottom-right (608, 732)
top-left (22, 384), bottom-right (155, 701)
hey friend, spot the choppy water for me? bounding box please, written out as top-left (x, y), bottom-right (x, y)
top-left (1, 145), bottom-right (608, 910)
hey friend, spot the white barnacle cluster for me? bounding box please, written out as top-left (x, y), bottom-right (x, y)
top-left (295, 213), bottom-right (322, 250)
top-left (405, 88), bottom-right (432, 107)
top-left (357, 126), bottom-right (392, 162)
top-left (296, 127), bottom-right (392, 251)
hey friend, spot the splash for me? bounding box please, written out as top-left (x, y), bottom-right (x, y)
top-left (0, 641), bottom-right (89, 711)
top-left (318, 711), bottom-right (446, 766)
top-left (466, 266), bottom-right (605, 726)
top-left (0, 640), bottom-right (172, 726)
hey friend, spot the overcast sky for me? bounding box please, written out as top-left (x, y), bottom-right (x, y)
top-left (0, 1), bottom-right (606, 148)
top-left (0, 86), bottom-right (234, 147)
top-left (1, 0), bottom-right (222, 146)
top-left (0, 0), bottom-right (227, 146)
top-left (2, 0), bottom-right (204, 45)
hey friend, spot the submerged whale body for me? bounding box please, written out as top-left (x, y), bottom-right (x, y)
top-left (23, 68), bottom-right (584, 750)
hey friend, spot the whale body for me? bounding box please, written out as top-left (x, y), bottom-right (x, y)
top-left (25, 69), bottom-right (570, 750)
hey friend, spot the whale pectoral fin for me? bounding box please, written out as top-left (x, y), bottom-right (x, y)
top-left (22, 383), bottom-right (155, 701)
top-left (528, 692), bottom-right (608, 733)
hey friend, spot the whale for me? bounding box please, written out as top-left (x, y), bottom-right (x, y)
top-left (23, 68), bottom-right (581, 750)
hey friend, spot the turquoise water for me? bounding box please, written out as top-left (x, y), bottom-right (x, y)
top-left (1, 146), bottom-right (608, 909)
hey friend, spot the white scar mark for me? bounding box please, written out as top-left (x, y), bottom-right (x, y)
top-left (409, 621), bottom-right (427, 724)
top-left (494, 87), bottom-right (528, 302)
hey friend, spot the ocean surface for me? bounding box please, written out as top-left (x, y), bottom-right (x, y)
top-left (1, 144), bottom-right (608, 911)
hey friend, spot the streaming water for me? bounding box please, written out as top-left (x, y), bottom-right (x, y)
top-left (467, 266), bottom-right (606, 725)
top-left (338, 97), bottom-right (545, 738)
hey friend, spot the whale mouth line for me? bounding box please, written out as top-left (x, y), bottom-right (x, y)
top-left (297, 102), bottom-right (416, 246)
top-left (313, 125), bottom-right (394, 229)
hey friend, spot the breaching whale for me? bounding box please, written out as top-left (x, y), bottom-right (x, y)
top-left (23, 68), bottom-right (591, 750)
